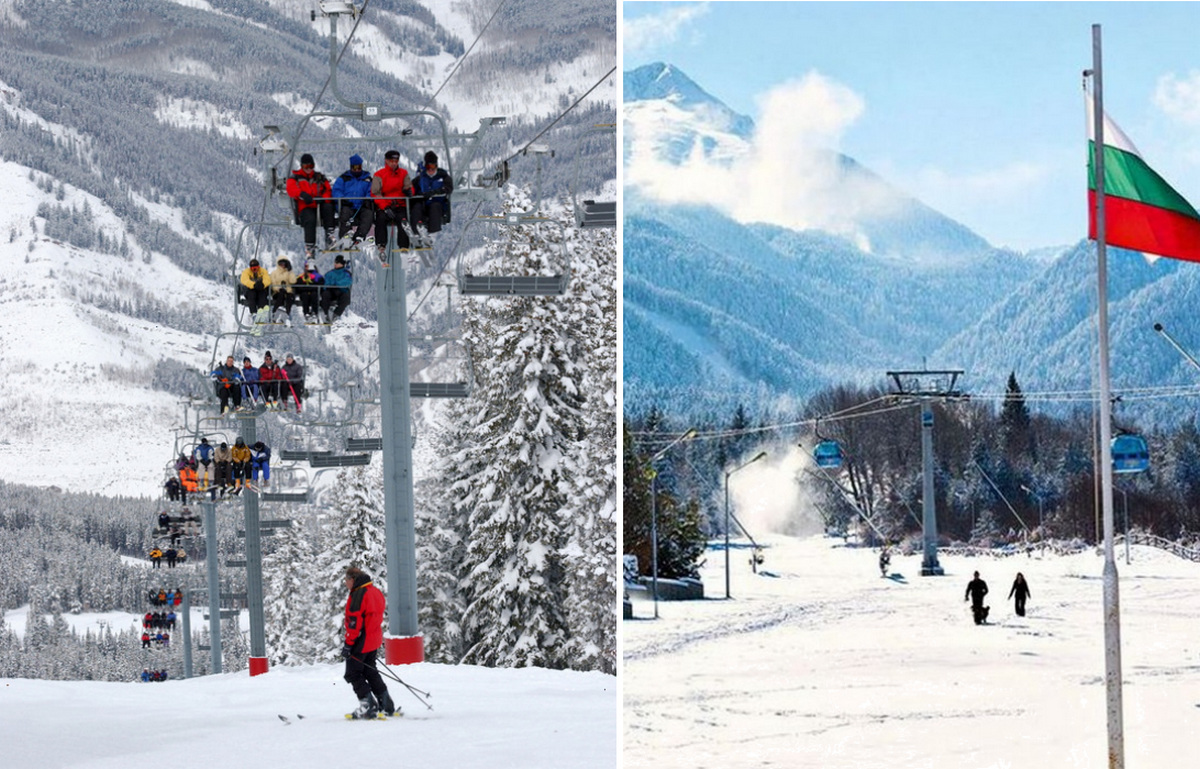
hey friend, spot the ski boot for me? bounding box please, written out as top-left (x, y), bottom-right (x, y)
top-left (349, 693), bottom-right (379, 719)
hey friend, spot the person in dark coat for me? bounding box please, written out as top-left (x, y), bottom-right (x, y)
top-left (1008, 572), bottom-right (1031, 617)
top-left (282, 353), bottom-right (304, 410)
top-left (164, 477), bottom-right (181, 502)
top-left (965, 571), bottom-right (989, 625)
top-left (211, 355), bottom-right (244, 414)
top-left (341, 566), bottom-right (395, 719)
top-left (409, 150), bottom-right (453, 243)
top-left (878, 547), bottom-right (890, 577)
top-left (294, 258), bottom-right (325, 323)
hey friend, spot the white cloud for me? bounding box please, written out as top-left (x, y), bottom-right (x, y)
top-left (625, 71), bottom-right (897, 246)
top-left (624, 3), bottom-right (709, 55)
top-left (1154, 70), bottom-right (1200, 126)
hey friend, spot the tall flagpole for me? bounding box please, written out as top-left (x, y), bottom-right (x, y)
top-left (1090, 23), bottom-right (1125, 769)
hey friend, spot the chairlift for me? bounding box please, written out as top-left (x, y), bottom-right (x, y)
top-left (409, 334), bottom-right (474, 398)
top-left (571, 124), bottom-right (616, 229)
top-left (1111, 434), bottom-right (1150, 474)
top-left (457, 213), bottom-right (570, 296)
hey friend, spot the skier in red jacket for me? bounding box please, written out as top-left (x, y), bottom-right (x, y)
top-left (341, 566), bottom-right (395, 718)
top-left (286, 153), bottom-right (335, 257)
top-left (370, 149), bottom-right (414, 258)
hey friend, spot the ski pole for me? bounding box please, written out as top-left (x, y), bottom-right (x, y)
top-left (348, 652), bottom-right (433, 709)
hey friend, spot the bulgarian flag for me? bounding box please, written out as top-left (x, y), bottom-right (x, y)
top-left (1087, 93), bottom-right (1200, 262)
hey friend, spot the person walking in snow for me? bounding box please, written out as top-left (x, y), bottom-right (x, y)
top-left (332, 154), bottom-right (375, 248)
top-left (1008, 572), bottom-right (1031, 617)
top-left (287, 153), bottom-right (336, 257)
top-left (965, 570), bottom-right (989, 625)
top-left (878, 547), bottom-right (890, 578)
top-left (341, 566), bottom-right (396, 719)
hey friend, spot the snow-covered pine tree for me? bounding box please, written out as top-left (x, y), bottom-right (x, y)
top-left (415, 414), bottom-right (472, 663)
top-left (264, 517), bottom-right (320, 665)
top-left (556, 203), bottom-right (617, 674)
top-left (455, 187), bottom-right (581, 669)
top-left (315, 462), bottom-right (387, 660)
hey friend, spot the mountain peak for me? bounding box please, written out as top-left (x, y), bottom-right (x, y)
top-left (624, 62), bottom-right (755, 139)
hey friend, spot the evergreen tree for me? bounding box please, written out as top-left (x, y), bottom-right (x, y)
top-left (455, 188), bottom-right (578, 669)
top-left (558, 207), bottom-right (617, 674)
top-left (264, 517), bottom-right (320, 665)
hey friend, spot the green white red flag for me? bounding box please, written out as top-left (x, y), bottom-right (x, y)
top-left (1087, 93), bottom-right (1200, 262)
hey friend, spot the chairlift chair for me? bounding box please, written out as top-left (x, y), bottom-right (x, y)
top-left (456, 213), bottom-right (570, 296)
top-left (409, 335), bottom-right (474, 398)
top-left (571, 124), bottom-right (616, 229)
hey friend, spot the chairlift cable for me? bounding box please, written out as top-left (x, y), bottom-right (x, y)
top-left (421, 0), bottom-right (509, 112)
top-left (502, 65), bottom-right (617, 165)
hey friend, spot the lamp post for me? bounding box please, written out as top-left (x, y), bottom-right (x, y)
top-left (648, 428), bottom-right (697, 620)
top-left (1115, 485), bottom-right (1130, 565)
top-left (1020, 484), bottom-right (1044, 533)
top-left (725, 451), bottom-right (767, 599)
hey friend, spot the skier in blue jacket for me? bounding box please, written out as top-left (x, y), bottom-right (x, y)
top-left (321, 255), bottom-right (353, 322)
top-left (192, 437), bottom-right (215, 490)
top-left (250, 441), bottom-right (272, 487)
top-left (331, 154), bottom-right (374, 249)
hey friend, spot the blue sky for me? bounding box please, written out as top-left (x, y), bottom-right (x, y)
top-left (623, 2), bottom-right (1200, 251)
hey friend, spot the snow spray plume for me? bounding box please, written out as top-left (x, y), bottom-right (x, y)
top-left (727, 445), bottom-right (823, 537)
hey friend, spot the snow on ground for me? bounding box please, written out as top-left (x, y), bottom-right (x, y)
top-left (624, 535), bottom-right (1200, 769)
top-left (4, 603), bottom-right (250, 640)
top-left (0, 661), bottom-right (615, 769)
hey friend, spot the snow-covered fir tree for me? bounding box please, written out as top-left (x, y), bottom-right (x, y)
top-left (557, 209), bottom-right (617, 674)
top-left (415, 416), bottom-right (472, 663)
top-left (314, 462), bottom-right (387, 660)
top-left (421, 186), bottom-right (615, 670)
top-left (263, 517), bottom-right (321, 666)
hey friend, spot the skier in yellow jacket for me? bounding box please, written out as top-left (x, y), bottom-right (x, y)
top-left (231, 437), bottom-right (252, 494)
top-left (239, 259), bottom-right (273, 318)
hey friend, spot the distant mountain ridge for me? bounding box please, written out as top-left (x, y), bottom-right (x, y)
top-left (623, 62), bottom-right (1045, 419)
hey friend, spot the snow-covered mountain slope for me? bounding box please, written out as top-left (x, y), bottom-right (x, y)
top-left (625, 534), bottom-right (1200, 768)
top-left (1, 661), bottom-right (615, 769)
top-left (0, 0), bottom-right (615, 495)
top-left (622, 61), bottom-right (1200, 424)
